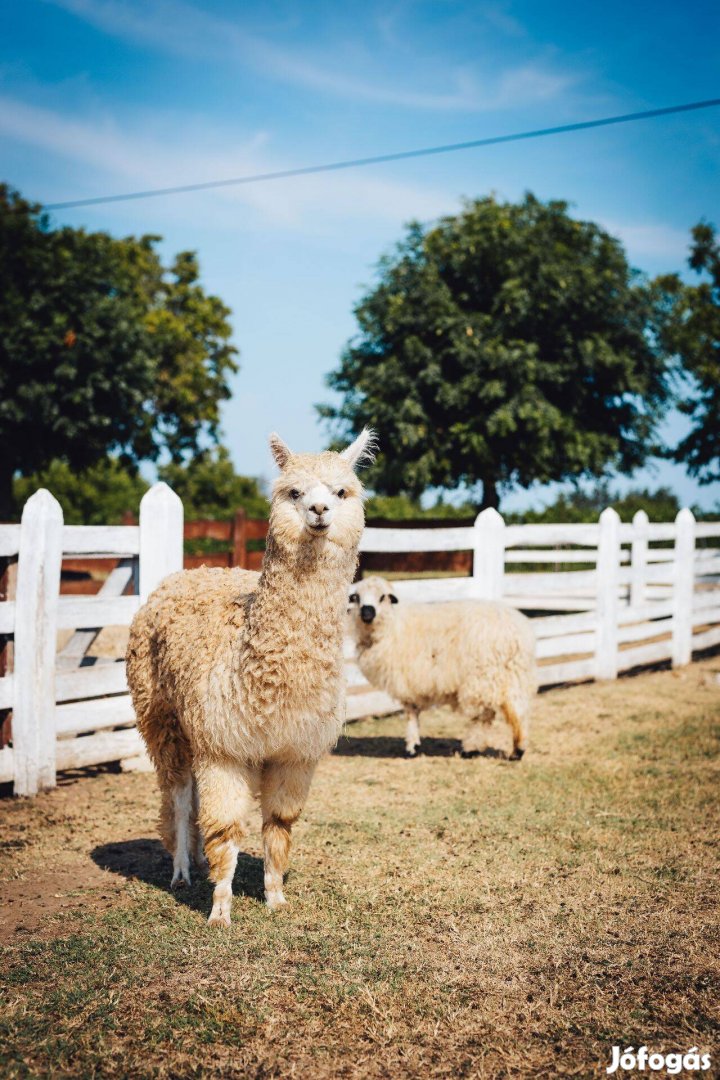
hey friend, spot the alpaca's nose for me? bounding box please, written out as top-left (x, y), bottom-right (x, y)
top-left (309, 502), bottom-right (329, 516)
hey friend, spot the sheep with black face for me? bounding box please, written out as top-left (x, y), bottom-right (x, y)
top-left (348, 576), bottom-right (536, 759)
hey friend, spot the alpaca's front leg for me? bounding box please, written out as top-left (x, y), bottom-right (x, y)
top-left (260, 760), bottom-right (316, 910)
top-left (196, 761), bottom-right (257, 927)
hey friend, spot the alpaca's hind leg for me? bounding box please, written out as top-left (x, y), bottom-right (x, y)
top-left (196, 761), bottom-right (258, 927)
top-left (139, 704), bottom-right (194, 887)
top-left (405, 707), bottom-right (421, 758)
top-left (460, 706), bottom-right (495, 758)
top-left (169, 774), bottom-right (194, 888)
top-left (502, 700), bottom-right (529, 761)
top-left (190, 776), bottom-right (208, 873)
top-left (260, 760), bottom-right (316, 910)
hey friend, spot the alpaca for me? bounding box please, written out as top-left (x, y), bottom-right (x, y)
top-left (347, 576), bottom-right (535, 760)
top-left (126, 430), bottom-right (375, 926)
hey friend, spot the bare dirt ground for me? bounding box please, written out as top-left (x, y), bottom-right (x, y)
top-left (1, 661), bottom-right (719, 1078)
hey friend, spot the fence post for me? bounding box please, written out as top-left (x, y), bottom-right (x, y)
top-left (139, 483), bottom-right (184, 602)
top-left (13, 489), bottom-right (63, 796)
top-left (231, 509), bottom-right (247, 569)
top-left (472, 508), bottom-right (505, 600)
top-left (630, 509), bottom-right (648, 610)
top-left (672, 508), bottom-right (695, 668)
top-left (596, 507), bottom-right (620, 680)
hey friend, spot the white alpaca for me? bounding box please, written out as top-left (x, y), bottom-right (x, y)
top-left (126, 430), bottom-right (375, 925)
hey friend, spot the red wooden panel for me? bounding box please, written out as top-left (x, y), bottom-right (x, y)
top-left (184, 520), bottom-right (232, 541)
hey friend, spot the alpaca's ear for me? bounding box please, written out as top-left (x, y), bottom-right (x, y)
top-left (340, 427), bottom-right (377, 471)
top-left (269, 432), bottom-right (292, 470)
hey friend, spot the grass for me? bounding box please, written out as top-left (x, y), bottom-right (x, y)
top-left (1, 661), bottom-right (719, 1078)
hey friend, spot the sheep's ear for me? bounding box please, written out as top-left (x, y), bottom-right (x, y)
top-left (388, 593), bottom-right (399, 604)
top-left (340, 427), bottom-right (377, 471)
top-left (269, 432), bottom-right (292, 470)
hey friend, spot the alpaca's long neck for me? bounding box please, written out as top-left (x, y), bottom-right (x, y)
top-left (244, 531), bottom-right (357, 661)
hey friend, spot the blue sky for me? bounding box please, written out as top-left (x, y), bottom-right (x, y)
top-left (2, 0), bottom-right (720, 510)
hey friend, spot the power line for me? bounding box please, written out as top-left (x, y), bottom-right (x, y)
top-left (44, 97), bottom-right (720, 211)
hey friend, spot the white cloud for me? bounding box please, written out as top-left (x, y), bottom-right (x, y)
top-left (600, 219), bottom-right (691, 263)
top-left (42, 0), bottom-right (578, 112)
top-left (0, 93), bottom-right (452, 228)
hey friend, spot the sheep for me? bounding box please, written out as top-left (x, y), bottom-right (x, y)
top-left (126, 429), bottom-right (375, 926)
top-left (347, 576), bottom-right (535, 760)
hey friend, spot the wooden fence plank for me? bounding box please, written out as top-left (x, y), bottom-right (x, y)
top-left (62, 525), bottom-right (140, 556)
top-left (630, 509), bottom-right (648, 608)
top-left (360, 525), bottom-right (474, 553)
top-left (139, 483), bottom-right (184, 602)
top-left (56, 695), bottom-right (135, 737)
top-left (538, 657), bottom-right (596, 686)
top-left (55, 727), bottom-right (144, 771)
top-left (473, 509), bottom-right (505, 600)
top-left (56, 595), bottom-right (140, 630)
top-left (13, 490), bottom-right (63, 794)
top-left (55, 662), bottom-right (127, 703)
top-left (0, 601), bottom-right (15, 635)
top-left (618, 639), bottom-right (673, 670)
top-left (692, 625), bottom-right (720, 651)
top-left (596, 508), bottom-right (621, 679)
top-left (672, 509), bottom-right (695, 667)
top-left (0, 674), bottom-right (13, 710)
top-left (505, 523), bottom-right (600, 546)
top-left (536, 631), bottom-right (596, 660)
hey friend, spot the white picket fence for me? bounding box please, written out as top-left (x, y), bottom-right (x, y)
top-left (1, 490), bottom-right (719, 796)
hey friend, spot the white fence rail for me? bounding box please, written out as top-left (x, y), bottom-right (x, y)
top-left (1, 494), bottom-right (719, 796)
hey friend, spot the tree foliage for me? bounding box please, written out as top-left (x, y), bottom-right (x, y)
top-left (320, 194), bottom-right (670, 509)
top-left (13, 457), bottom-right (149, 525)
top-left (655, 222), bottom-right (720, 483)
top-left (158, 446), bottom-right (269, 520)
top-left (0, 184), bottom-right (238, 519)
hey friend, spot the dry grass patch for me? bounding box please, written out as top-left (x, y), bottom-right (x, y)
top-left (1, 662), bottom-right (719, 1078)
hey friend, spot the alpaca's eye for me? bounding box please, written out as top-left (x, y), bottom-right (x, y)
top-left (336, 489), bottom-right (346, 499)
top-left (290, 489), bottom-right (301, 501)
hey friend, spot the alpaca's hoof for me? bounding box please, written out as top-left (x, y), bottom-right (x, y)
top-left (207, 912), bottom-right (231, 928)
top-left (171, 870), bottom-right (191, 889)
top-left (266, 891), bottom-right (288, 911)
top-left (509, 748), bottom-right (525, 761)
top-left (460, 749), bottom-right (481, 759)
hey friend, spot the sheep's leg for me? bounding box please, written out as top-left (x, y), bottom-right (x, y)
top-left (196, 761), bottom-right (257, 928)
top-left (260, 759), bottom-right (316, 910)
top-left (502, 700), bottom-right (529, 761)
top-left (460, 706), bottom-right (495, 758)
top-left (405, 707), bottom-right (422, 757)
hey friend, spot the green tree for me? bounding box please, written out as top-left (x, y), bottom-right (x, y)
top-left (158, 446), bottom-right (269, 520)
top-left (506, 483), bottom-right (682, 524)
top-left (0, 185), bottom-right (238, 520)
top-left (13, 457), bottom-right (149, 525)
top-left (320, 194), bottom-right (670, 510)
top-left (655, 222), bottom-right (720, 483)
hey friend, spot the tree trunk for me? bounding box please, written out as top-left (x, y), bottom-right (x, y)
top-left (479, 476), bottom-right (500, 511)
top-left (0, 465), bottom-right (15, 523)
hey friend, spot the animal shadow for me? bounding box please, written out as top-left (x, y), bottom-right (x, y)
top-left (91, 838), bottom-right (264, 911)
top-left (333, 733), bottom-right (505, 759)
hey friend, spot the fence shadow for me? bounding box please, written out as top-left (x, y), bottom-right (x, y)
top-left (91, 838), bottom-right (264, 912)
top-left (332, 734), bottom-right (508, 760)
